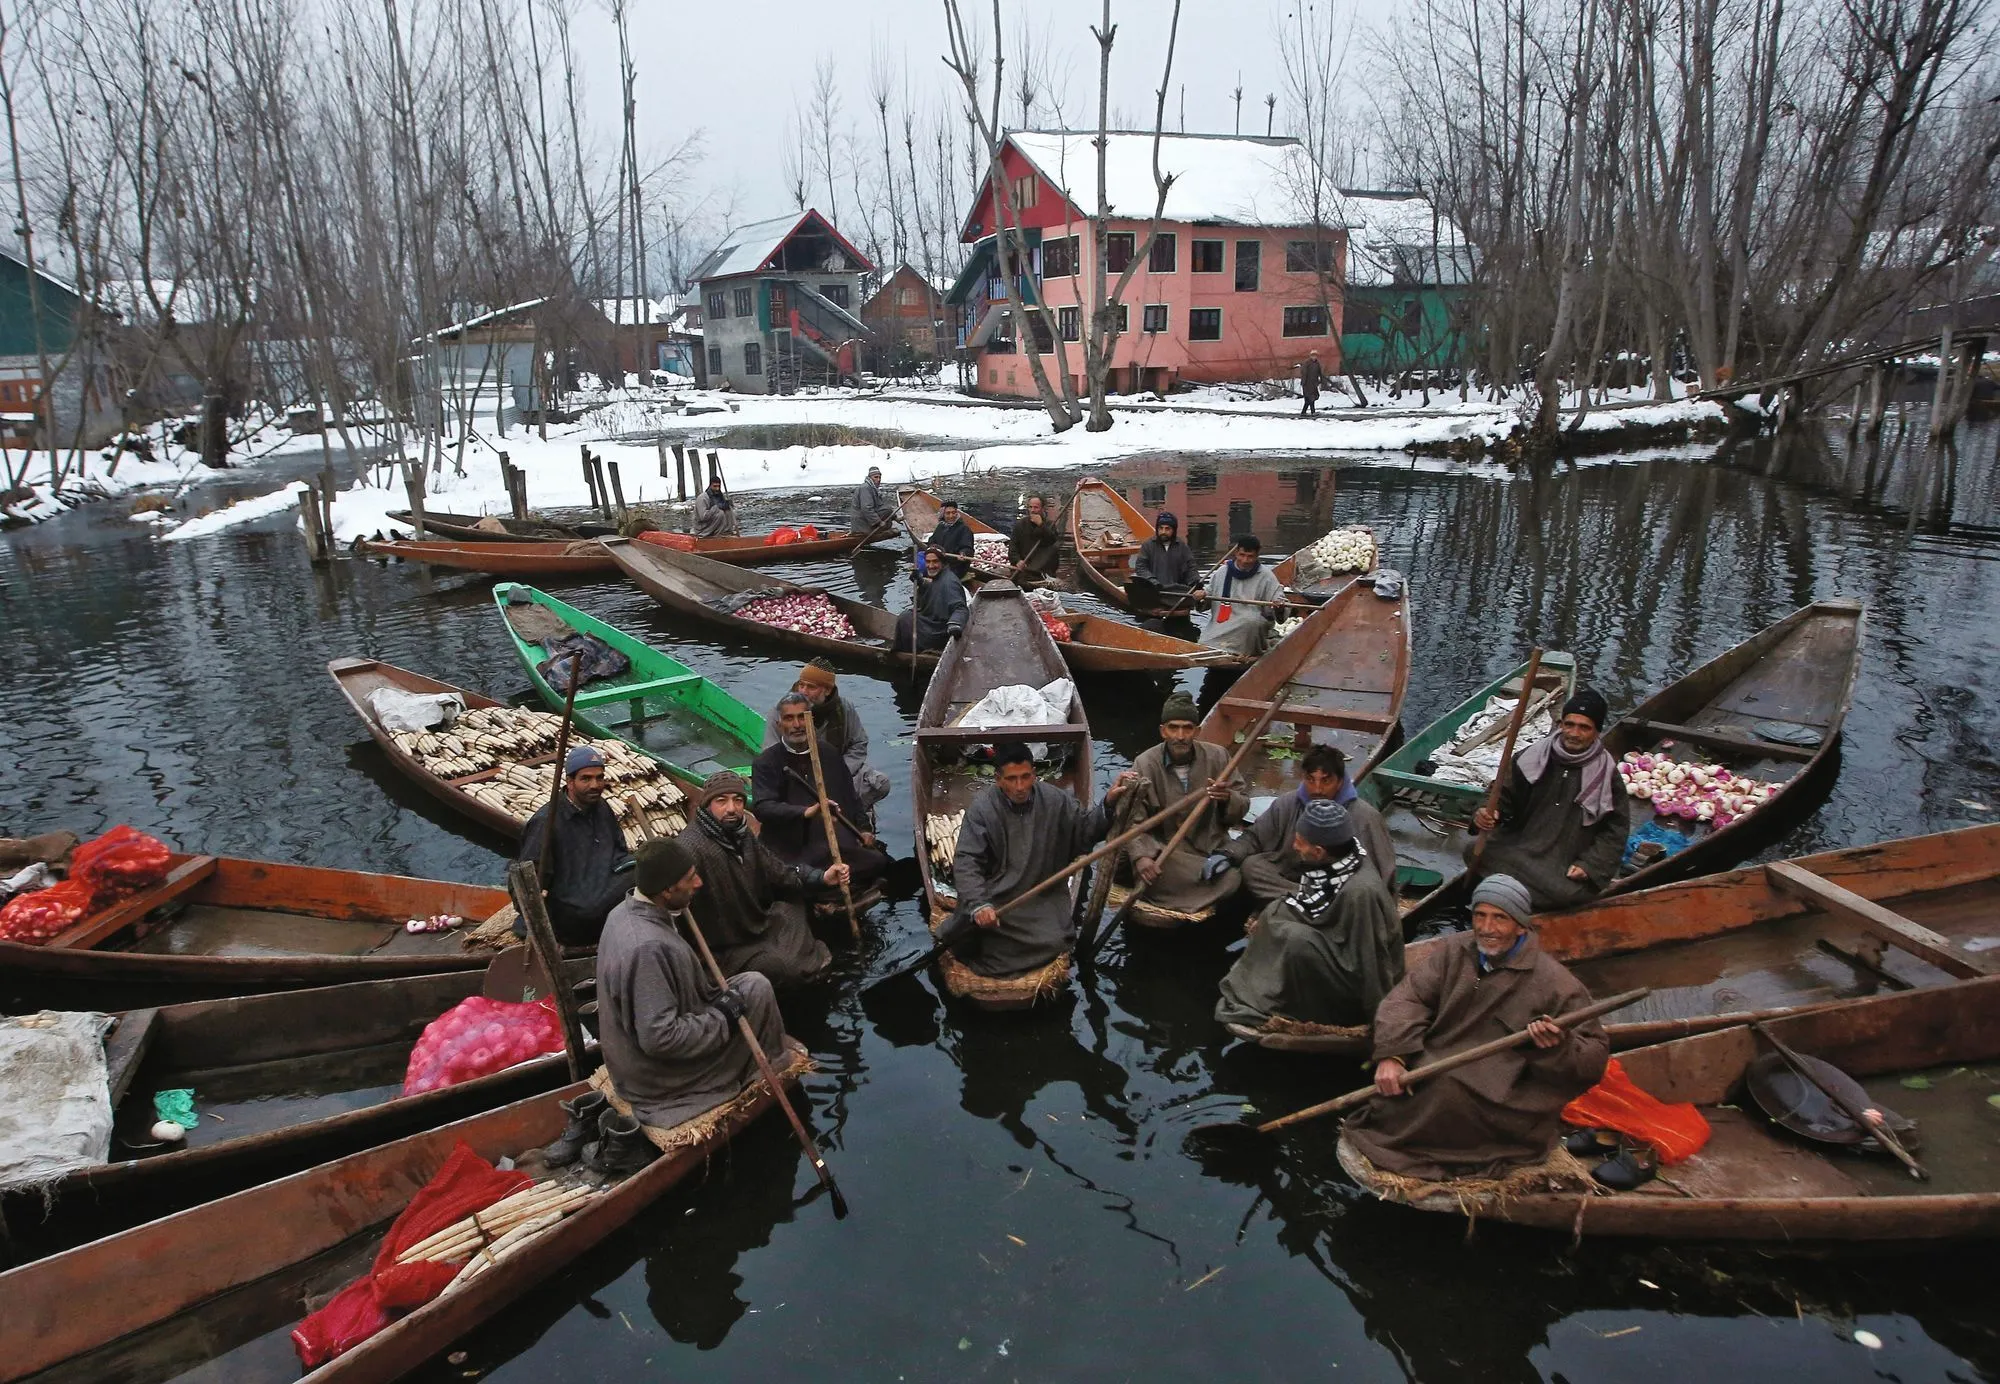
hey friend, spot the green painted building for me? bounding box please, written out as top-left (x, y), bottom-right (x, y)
top-left (1336, 191), bottom-right (1473, 376)
top-left (0, 245), bottom-right (116, 448)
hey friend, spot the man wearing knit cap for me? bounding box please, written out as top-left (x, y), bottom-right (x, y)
top-left (1211, 744), bottom-right (1397, 902)
top-left (1468, 685), bottom-right (1630, 909)
top-left (1197, 535), bottom-right (1289, 658)
top-left (1342, 873), bottom-right (1610, 1182)
top-left (895, 543), bottom-right (969, 654)
top-left (761, 659), bottom-right (890, 816)
top-left (1122, 690), bottom-right (1249, 917)
top-left (1215, 797), bottom-right (1404, 1032)
top-left (927, 498), bottom-right (977, 577)
top-left (752, 692), bottom-right (892, 897)
top-left (515, 743), bottom-right (630, 946)
top-left (594, 836), bottom-right (790, 1129)
top-left (1130, 510), bottom-right (1200, 617)
top-left (851, 465), bottom-right (895, 535)
top-left (692, 473), bottom-right (739, 538)
top-left (672, 769), bottom-right (839, 991)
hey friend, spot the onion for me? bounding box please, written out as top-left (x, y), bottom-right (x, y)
top-left (1667, 767), bottom-right (1687, 785)
top-left (1695, 802), bottom-right (1715, 821)
top-left (1630, 783), bottom-right (1652, 800)
top-left (1690, 767), bottom-right (1710, 787)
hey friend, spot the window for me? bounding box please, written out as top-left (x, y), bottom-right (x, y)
top-left (707, 346), bottom-right (723, 376)
top-left (706, 292), bottom-right (727, 320)
top-left (896, 286), bottom-right (911, 306)
top-left (1058, 305), bottom-right (1081, 341)
top-left (1228, 500), bottom-right (1255, 535)
top-left (733, 285), bottom-right (755, 317)
top-left (1026, 310), bottom-right (1053, 353)
top-left (1188, 307), bottom-right (1222, 341)
top-left (821, 283), bottom-right (850, 309)
top-left (1141, 483), bottom-right (1168, 507)
top-left (1010, 173), bottom-right (1038, 210)
top-left (1105, 232), bottom-right (1135, 273)
top-left (1286, 240), bottom-right (1337, 274)
top-left (1110, 302), bottom-right (1129, 334)
top-left (1192, 239), bottom-right (1224, 273)
top-left (1282, 304), bottom-right (1330, 337)
top-left (743, 342), bottom-right (762, 374)
top-left (990, 312), bottom-right (1017, 354)
top-left (1235, 240), bottom-right (1261, 292)
top-left (1142, 303), bottom-right (1169, 334)
top-left (1148, 233), bottom-right (1176, 273)
top-left (1042, 235), bottom-right (1078, 278)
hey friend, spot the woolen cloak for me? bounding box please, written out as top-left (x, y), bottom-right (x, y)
top-left (950, 781), bottom-right (1113, 976)
top-left (1472, 748), bottom-right (1631, 909)
top-left (1222, 789), bottom-right (1396, 902)
top-left (1125, 740), bottom-right (1249, 913)
top-left (674, 812), bottom-right (832, 988)
top-left (748, 739), bottom-right (890, 890)
top-left (1213, 858), bottom-right (1404, 1029)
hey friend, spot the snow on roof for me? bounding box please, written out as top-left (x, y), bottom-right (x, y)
top-left (690, 209), bottom-right (874, 283)
top-left (1334, 190), bottom-right (1473, 288)
top-left (596, 294), bottom-right (683, 326)
top-left (422, 298), bottom-right (550, 341)
top-left (1004, 131), bottom-right (1324, 228)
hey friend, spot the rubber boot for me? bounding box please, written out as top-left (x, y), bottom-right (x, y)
top-left (540, 1090), bottom-right (608, 1169)
top-left (584, 1109), bottom-right (659, 1180)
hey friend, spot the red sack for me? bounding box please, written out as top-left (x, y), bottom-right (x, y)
top-left (0, 878), bottom-right (95, 945)
top-left (636, 530), bottom-right (697, 552)
top-left (69, 826), bottom-right (171, 901)
top-left (401, 996), bottom-right (565, 1097)
top-left (1561, 1057), bottom-right (1712, 1164)
top-left (293, 1141), bottom-right (532, 1368)
top-left (763, 525), bottom-right (801, 546)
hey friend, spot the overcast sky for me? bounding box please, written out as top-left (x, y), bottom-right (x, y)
top-left (578, 1), bottom-right (1375, 238)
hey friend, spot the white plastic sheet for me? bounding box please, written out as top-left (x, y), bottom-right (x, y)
top-left (368, 687), bottom-right (466, 733)
top-left (0, 1010), bottom-right (115, 1192)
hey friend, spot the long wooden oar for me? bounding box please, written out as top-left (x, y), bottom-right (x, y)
top-left (675, 907), bottom-right (850, 1218)
top-left (1468, 648), bottom-right (1543, 869)
top-left (802, 728), bottom-right (861, 941)
top-left (1750, 1020), bottom-right (1927, 1179)
top-left (1077, 788), bottom-right (1140, 952)
top-left (1080, 693), bottom-right (1284, 966)
top-left (781, 766), bottom-right (872, 841)
top-left (1189, 988), bottom-right (1649, 1150)
top-left (535, 659), bottom-right (587, 891)
top-left (862, 780), bottom-right (1215, 995)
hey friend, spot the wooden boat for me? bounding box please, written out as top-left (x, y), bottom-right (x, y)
top-left (356, 537), bottom-right (618, 578)
top-left (1228, 822), bottom-right (2000, 1055)
top-left (1069, 477), bottom-right (1152, 609)
top-left (1, 953), bottom-right (588, 1264)
top-left (1050, 611), bottom-right (1252, 674)
top-left (634, 526), bottom-right (869, 563)
top-left (1358, 653), bottom-right (1578, 900)
top-left (491, 583), bottom-right (759, 782)
top-left (1270, 526), bottom-right (1379, 602)
top-left (386, 509), bottom-right (614, 543)
top-left (914, 580), bottom-right (1092, 1010)
top-left (329, 656), bottom-right (700, 845)
top-left (1340, 973), bottom-right (2000, 1242)
top-left (606, 534), bottom-right (934, 671)
top-left (1, 1052), bottom-right (806, 1382)
top-left (896, 486), bottom-right (1056, 588)
top-left (1403, 599), bottom-right (1864, 928)
top-left (0, 853), bottom-right (499, 1013)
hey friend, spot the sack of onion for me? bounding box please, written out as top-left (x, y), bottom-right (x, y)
top-left (733, 592), bottom-right (858, 640)
top-left (1290, 526), bottom-right (1374, 584)
top-left (1038, 610), bottom-right (1073, 642)
top-left (1617, 752), bottom-right (1779, 829)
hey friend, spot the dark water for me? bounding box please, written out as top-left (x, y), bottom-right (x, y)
top-left (4, 420), bottom-right (2000, 1381)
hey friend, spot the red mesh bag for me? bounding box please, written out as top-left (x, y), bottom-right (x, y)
top-left (637, 530), bottom-right (697, 552)
top-left (292, 1141), bottom-right (532, 1368)
top-left (401, 996), bottom-right (565, 1097)
top-left (68, 826), bottom-right (171, 901)
top-left (0, 878), bottom-right (95, 945)
top-left (763, 525), bottom-right (801, 546)
top-left (1561, 1057), bottom-right (1712, 1164)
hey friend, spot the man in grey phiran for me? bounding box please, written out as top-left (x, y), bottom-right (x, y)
top-left (1467, 688), bottom-right (1631, 909)
top-left (1122, 691), bottom-right (1248, 916)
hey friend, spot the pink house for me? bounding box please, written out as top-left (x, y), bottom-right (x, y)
top-left (949, 131), bottom-right (1345, 399)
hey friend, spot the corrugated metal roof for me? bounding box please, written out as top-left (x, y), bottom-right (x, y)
top-left (690, 209), bottom-right (875, 283)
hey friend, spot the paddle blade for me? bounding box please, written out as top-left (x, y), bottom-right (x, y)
top-left (825, 1174), bottom-right (851, 1220)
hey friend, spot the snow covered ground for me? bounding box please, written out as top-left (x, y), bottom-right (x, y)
top-left (57, 379), bottom-right (1723, 545)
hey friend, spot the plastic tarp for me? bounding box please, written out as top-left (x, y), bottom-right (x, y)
top-left (955, 678), bottom-right (1075, 761)
top-left (0, 1011), bottom-right (115, 1193)
top-left (369, 687), bottom-right (465, 734)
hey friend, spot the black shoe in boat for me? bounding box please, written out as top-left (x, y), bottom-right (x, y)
top-left (541, 1090), bottom-right (608, 1169)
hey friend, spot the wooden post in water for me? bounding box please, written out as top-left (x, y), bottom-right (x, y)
top-left (607, 459), bottom-right (627, 517)
top-left (707, 450), bottom-right (722, 488)
top-left (590, 454), bottom-right (613, 522)
top-left (1930, 327), bottom-right (1955, 440)
top-left (1866, 363), bottom-right (1891, 439)
top-left (673, 444), bottom-right (688, 500)
top-left (403, 460), bottom-right (427, 539)
top-left (1848, 382), bottom-right (1864, 439)
top-left (298, 484), bottom-right (328, 563)
top-left (580, 446), bottom-right (600, 511)
top-left (656, 439), bottom-right (669, 485)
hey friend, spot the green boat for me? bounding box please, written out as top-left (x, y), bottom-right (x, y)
top-left (1360, 651), bottom-right (1577, 891)
top-left (492, 583), bottom-right (760, 783)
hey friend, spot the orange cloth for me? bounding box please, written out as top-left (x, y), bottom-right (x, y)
top-left (1561, 1057), bottom-right (1711, 1163)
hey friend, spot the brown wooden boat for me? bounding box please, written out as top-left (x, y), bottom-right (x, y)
top-left (0, 854), bottom-right (499, 1013)
top-left (606, 533), bottom-right (934, 670)
top-left (386, 509), bottom-right (615, 543)
top-left (1196, 573), bottom-right (1411, 796)
top-left (1270, 526), bottom-right (1378, 602)
top-left (1229, 822), bottom-right (2000, 1055)
top-left (0, 1053), bottom-right (805, 1382)
top-left (1051, 611), bottom-right (1252, 674)
top-left (640, 526), bottom-right (869, 563)
top-left (0, 952), bottom-right (588, 1264)
top-left (1069, 477), bottom-right (1152, 608)
top-left (915, 580), bottom-right (1092, 1009)
top-left (356, 537), bottom-right (618, 578)
top-left (1402, 599), bottom-right (1864, 928)
top-left (1340, 973), bottom-right (2000, 1242)
top-left (328, 657), bottom-right (527, 840)
top-left (897, 485), bottom-right (1003, 545)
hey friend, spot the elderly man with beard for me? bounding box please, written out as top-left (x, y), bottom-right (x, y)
top-left (1214, 800), bottom-right (1404, 1031)
top-left (761, 659), bottom-right (891, 818)
top-left (752, 692), bottom-right (892, 896)
top-left (673, 770), bottom-right (841, 989)
top-left (1122, 691), bottom-right (1249, 916)
top-left (1468, 688), bottom-right (1631, 909)
top-left (951, 742), bottom-right (1139, 977)
top-left (516, 744), bottom-right (631, 946)
top-left (1007, 495), bottom-right (1062, 580)
top-left (1341, 874), bottom-right (1610, 1181)
top-left (894, 543), bottom-right (968, 654)
top-left (1208, 744), bottom-right (1396, 903)
top-left (927, 497), bottom-right (977, 577)
top-left (851, 465), bottom-right (895, 536)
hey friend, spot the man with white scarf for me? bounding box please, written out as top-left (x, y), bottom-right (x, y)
top-left (1468, 688), bottom-right (1631, 909)
top-left (1213, 799), bottom-right (1404, 1032)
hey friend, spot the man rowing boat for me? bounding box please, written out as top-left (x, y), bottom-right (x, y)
top-left (1468, 689), bottom-right (1630, 909)
top-left (1208, 744), bottom-right (1395, 903)
top-left (751, 693), bottom-right (891, 897)
top-left (674, 771), bottom-right (840, 990)
top-left (760, 660), bottom-right (891, 818)
top-left (1123, 692), bottom-right (1248, 916)
top-left (516, 745), bottom-right (630, 946)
